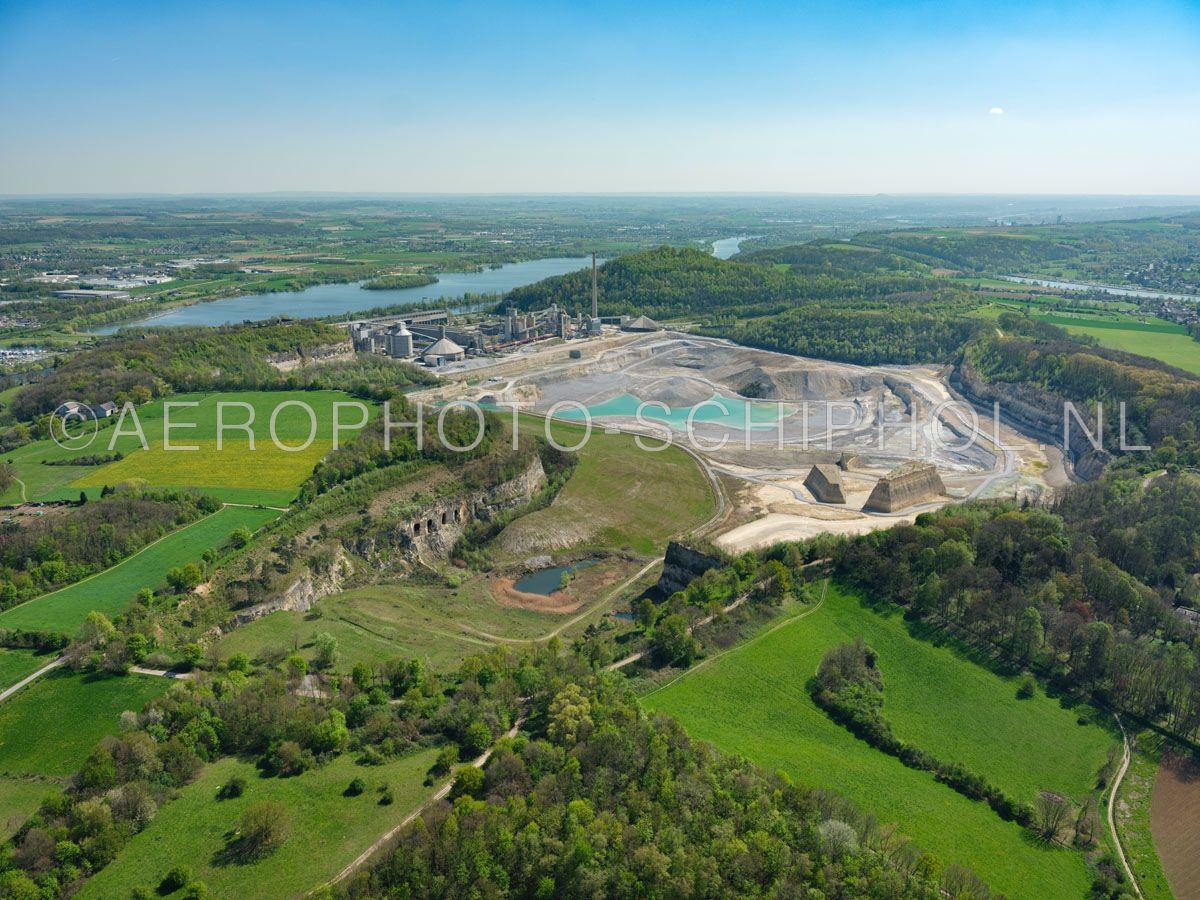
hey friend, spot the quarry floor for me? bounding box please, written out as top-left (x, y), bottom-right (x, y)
top-left (419, 331), bottom-right (1064, 553)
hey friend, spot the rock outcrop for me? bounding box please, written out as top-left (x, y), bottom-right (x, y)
top-left (657, 541), bottom-right (725, 596)
top-left (350, 454), bottom-right (547, 567)
top-left (229, 547), bottom-right (353, 627)
top-left (864, 461), bottom-right (945, 512)
top-left (804, 464), bottom-right (847, 504)
top-left (267, 340), bottom-right (355, 372)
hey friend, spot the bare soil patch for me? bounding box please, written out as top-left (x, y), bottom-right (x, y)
top-left (1150, 752), bottom-right (1200, 900)
top-left (491, 577), bottom-right (582, 613)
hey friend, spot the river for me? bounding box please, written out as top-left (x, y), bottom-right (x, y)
top-left (96, 256), bottom-right (598, 332)
top-left (1000, 275), bottom-right (1198, 303)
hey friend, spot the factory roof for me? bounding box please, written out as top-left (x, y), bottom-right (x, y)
top-left (423, 337), bottom-right (465, 357)
top-left (623, 315), bottom-right (660, 331)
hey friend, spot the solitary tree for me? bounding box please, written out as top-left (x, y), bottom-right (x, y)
top-left (233, 801), bottom-right (289, 859)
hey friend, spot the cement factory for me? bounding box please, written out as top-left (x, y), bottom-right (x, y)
top-left (346, 255), bottom-right (659, 367)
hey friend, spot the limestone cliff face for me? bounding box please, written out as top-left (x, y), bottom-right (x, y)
top-left (951, 360), bottom-right (1110, 480)
top-left (657, 541), bottom-right (725, 596)
top-left (350, 454), bottom-right (547, 568)
top-left (267, 340), bottom-right (355, 372)
top-left (229, 547), bottom-right (354, 627)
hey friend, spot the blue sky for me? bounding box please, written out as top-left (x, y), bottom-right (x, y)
top-left (1, 0), bottom-right (1198, 193)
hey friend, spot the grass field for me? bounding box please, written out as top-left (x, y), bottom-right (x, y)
top-left (216, 556), bottom-right (645, 673)
top-left (0, 669), bottom-right (169, 777)
top-left (80, 748), bottom-right (440, 899)
top-left (497, 416), bottom-right (715, 558)
top-left (1034, 314), bottom-right (1200, 375)
top-left (643, 585), bottom-right (1116, 899)
top-left (0, 390), bottom-right (372, 506)
top-left (0, 505), bottom-right (279, 634)
top-left (0, 776), bottom-right (53, 839)
top-left (0, 649), bottom-right (52, 691)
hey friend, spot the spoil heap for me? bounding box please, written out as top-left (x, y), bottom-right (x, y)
top-left (804, 464), bottom-right (847, 504)
top-left (864, 461), bottom-right (945, 512)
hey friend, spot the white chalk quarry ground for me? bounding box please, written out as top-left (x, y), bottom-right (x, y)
top-left (429, 331), bottom-right (1062, 554)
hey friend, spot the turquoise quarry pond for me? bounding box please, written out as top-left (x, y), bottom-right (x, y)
top-left (554, 392), bottom-right (793, 430)
top-left (97, 256), bottom-right (596, 332)
top-left (514, 559), bottom-right (599, 595)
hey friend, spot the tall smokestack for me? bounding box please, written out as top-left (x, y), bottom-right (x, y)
top-left (591, 252), bottom-right (598, 319)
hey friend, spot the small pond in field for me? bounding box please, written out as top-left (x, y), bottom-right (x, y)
top-left (514, 559), bottom-right (598, 595)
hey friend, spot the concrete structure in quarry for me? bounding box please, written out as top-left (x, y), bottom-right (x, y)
top-left (804, 464), bottom-right (847, 504)
top-left (864, 461), bottom-right (946, 512)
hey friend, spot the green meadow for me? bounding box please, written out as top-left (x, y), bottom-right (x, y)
top-left (80, 748), bottom-right (440, 899)
top-left (0, 649), bottom-right (51, 692)
top-left (0, 505), bottom-right (279, 634)
top-left (1, 390), bottom-right (374, 506)
top-left (0, 776), bottom-right (52, 840)
top-left (1033, 313), bottom-right (1200, 375)
top-left (499, 415), bottom-right (715, 557)
top-left (643, 584), bottom-right (1116, 900)
top-left (0, 670), bottom-right (170, 778)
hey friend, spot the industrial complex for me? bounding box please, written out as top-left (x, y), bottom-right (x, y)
top-left (344, 255), bottom-right (659, 367)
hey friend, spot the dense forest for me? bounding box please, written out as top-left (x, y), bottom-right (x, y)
top-left (854, 231), bottom-right (1077, 273)
top-left (503, 246), bottom-right (940, 320)
top-left (737, 241), bottom-right (920, 275)
top-left (701, 301), bottom-right (981, 366)
top-left (355, 671), bottom-right (987, 899)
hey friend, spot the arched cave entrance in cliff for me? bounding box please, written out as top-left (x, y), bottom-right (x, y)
top-left (413, 522), bottom-right (421, 535)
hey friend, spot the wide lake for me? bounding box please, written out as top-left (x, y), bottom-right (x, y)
top-left (711, 236), bottom-right (751, 259)
top-left (97, 256), bottom-right (597, 332)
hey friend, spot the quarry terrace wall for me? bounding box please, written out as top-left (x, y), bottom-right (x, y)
top-left (863, 461), bottom-right (945, 513)
top-left (350, 454), bottom-right (547, 566)
top-left (951, 360), bottom-right (1111, 480)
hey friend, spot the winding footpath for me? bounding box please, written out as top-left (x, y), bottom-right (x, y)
top-left (1106, 713), bottom-right (1143, 899)
top-left (326, 714), bottom-right (526, 889)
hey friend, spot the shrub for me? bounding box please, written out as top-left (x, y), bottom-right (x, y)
top-left (231, 801), bottom-right (289, 860)
top-left (1016, 675), bottom-right (1037, 699)
top-left (160, 865), bottom-right (193, 893)
top-left (344, 777), bottom-right (366, 797)
top-left (217, 776), bottom-right (247, 800)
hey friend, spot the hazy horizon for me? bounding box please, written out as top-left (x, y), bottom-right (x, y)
top-left (2, 0), bottom-right (1199, 195)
